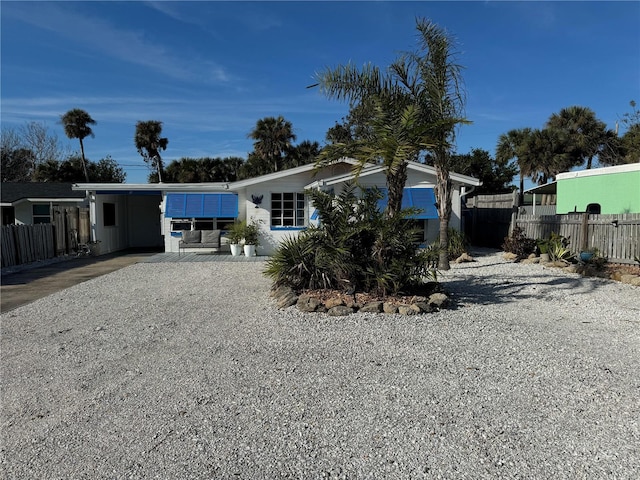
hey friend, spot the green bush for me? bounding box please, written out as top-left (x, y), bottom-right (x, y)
top-left (264, 185), bottom-right (437, 296)
top-left (446, 227), bottom-right (468, 260)
top-left (502, 227), bottom-right (536, 260)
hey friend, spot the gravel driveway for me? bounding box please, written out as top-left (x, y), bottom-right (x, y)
top-left (1, 250), bottom-right (638, 479)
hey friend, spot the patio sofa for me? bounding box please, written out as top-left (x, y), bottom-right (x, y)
top-left (179, 230), bottom-right (221, 256)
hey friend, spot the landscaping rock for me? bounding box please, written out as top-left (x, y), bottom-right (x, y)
top-left (521, 257), bottom-right (540, 264)
top-left (413, 302), bottom-right (433, 313)
top-left (503, 252), bottom-right (518, 261)
top-left (277, 292), bottom-right (298, 309)
top-left (359, 302), bottom-right (383, 313)
top-left (563, 265), bottom-right (578, 274)
top-left (398, 304), bottom-right (421, 315)
top-left (327, 305), bottom-right (353, 316)
top-left (428, 292), bottom-right (450, 309)
top-left (620, 274), bottom-right (640, 286)
top-left (297, 294), bottom-right (323, 313)
top-left (382, 302), bottom-right (398, 314)
top-left (454, 253), bottom-right (474, 263)
top-left (324, 297), bottom-right (345, 309)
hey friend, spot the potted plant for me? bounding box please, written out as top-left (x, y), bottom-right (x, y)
top-left (536, 238), bottom-right (551, 263)
top-left (225, 221), bottom-right (245, 256)
top-left (243, 219), bottom-right (261, 257)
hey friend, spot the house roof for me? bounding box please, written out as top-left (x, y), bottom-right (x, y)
top-left (72, 158), bottom-right (482, 194)
top-left (305, 161), bottom-right (482, 189)
top-left (556, 162), bottom-right (640, 180)
top-left (1, 182), bottom-right (87, 205)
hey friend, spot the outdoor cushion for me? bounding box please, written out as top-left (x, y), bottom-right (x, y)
top-left (201, 230), bottom-right (220, 245)
top-left (181, 230), bottom-right (201, 244)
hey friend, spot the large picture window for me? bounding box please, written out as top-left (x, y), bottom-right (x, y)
top-left (271, 192), bottom-right (305, 228)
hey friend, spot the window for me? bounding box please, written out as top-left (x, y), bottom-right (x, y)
top-left (586, 203), bottom-right (601, 214)
top-left (194, 219), bottom-right (214, 230)
top-left (32, 204), bottom-right (51, 224)
top-left (103, 203), bottom-right (116, 226)
top-left (171, 219), bottom-right (192, 231)
top-left (271, 193), bottom-right (305, 228)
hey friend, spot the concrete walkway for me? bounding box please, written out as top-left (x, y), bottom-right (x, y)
top-left (0, 251), bottom-right (157, 313)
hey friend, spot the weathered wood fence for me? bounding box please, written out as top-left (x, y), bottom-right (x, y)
top-left (515, 213), bottom-right (640, 264)
top-left (1, 207), bottom-right (90, 268)
top-left (1, 224), bottom-right (56, 268)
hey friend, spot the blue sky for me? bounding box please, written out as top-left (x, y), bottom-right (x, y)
top-left (2, 1), bottom-right (639, 185)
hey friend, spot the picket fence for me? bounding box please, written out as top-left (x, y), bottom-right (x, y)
top-left (515, 213), bottom-right (640, 264)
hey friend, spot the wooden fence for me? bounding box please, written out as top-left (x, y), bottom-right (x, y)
top-left (515, 213), bottom-right (640, 264)
top-left (1, 224), bottom-right (56, 268)
top-left (1, 207), bottom-right (90, 268)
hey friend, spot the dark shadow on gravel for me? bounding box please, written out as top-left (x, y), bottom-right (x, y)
top-left (443, 272), bottom-right (607, 307)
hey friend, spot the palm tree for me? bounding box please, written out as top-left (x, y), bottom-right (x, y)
top-left (134, 120), bottom-right (168, 183)
top-left (546, 106), bottom-right (608, 169)
top-left (314, 18), bottom-right (468, 269)
top-left (248, 116), bottom-right (296, 172)
top-left (496, 128), bottom-right (533, 205)
top-left (60, 108), bottom-right (96, 182)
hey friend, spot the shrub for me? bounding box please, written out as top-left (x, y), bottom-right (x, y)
top-left (446, 227), bottom-right (468, 260)
top-left (502, 227), bottom-right (536, 260)
top-left (264, 185), bottom-right (437, 296)
top-left (547, 232), bottom-right (572, 262)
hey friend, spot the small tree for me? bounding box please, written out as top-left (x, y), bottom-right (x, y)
top-left (134, 120), bottom-right (168, 183)
top-left (60, 109), bottom-right (96, 182)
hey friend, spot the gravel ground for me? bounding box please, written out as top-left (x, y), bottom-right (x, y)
top-left (1, 250), bottom-right (639, 479)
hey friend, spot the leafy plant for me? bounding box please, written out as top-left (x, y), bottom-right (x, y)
top-left (446, 227), bottom-right (468, 260)
top-left (243, 219), bottom-right (262, 246)
top-left (536, 238), bottom-right (550, 255)
top-left (225, 220), bottom-right (246, 245)
top-left (502, 227), bottom-right (536, 260)
top-left (264, 184), bottom-right (437, 297)
top-left (547, 232), bottom-right (572, 262)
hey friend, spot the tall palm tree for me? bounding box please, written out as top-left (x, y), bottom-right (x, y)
top-left (60, 108), bottom-right (96, 182)
top-left (248, 116), bottom-right (296, 172)
top-left (546, 106), bottom-right (608, 169)
top-left (524, 128), bottom-right (572, 184)
top-left (496, 127), bottom-right (533, 205)
top-left (134, 120), bottom-right (168, 183)
top-left (314, 18), bottom-right (467, 269)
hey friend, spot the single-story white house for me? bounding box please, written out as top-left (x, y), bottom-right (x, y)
top-left (72, 158), bottom-right (481, 255)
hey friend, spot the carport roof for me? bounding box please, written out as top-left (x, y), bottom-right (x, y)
top-left (524, 181), bottom-right (557, 195)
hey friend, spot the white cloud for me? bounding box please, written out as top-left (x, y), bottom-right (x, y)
top-left (2, 2), bottom-right (233, 85)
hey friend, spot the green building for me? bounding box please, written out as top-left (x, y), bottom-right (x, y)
top-left (556, 163), bottom-right (640, 215)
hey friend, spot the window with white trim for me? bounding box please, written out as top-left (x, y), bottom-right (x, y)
top-left (271, 192), bottom-right (305, 227)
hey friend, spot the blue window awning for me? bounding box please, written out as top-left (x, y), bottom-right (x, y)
top-left (377, 188), bottom-right (438, 219)
top-left (165, 193), bottom-right (238, 218)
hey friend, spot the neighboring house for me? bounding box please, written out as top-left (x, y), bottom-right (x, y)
top-left (525, 163), bottom-right (640, 215)
top-left (556, 162), bottom-right (640, 214)
top-left (73, 159), bottom-right (481, 255)
top-left (1, 182), bottom-right (88, 226)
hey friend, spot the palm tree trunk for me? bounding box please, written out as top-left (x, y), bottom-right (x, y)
top-left (79, 139), bottom-right (89, 182)
top-left (519, 172), bottom-right (524, 206)
top-left (435, 164), bottom-right (452, 270)
top-left (386, 162), bottom-right (408, 218)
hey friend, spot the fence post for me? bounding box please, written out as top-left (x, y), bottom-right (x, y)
top-left (581, 212), bottom-right (589, 251)
top-left (509, 190), bottom-right (519, 235)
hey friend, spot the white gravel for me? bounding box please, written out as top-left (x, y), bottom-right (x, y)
top-left (1, 250), bottom-right (639, 479)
